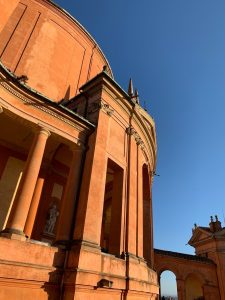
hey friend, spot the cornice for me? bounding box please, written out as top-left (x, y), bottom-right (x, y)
top-left (0, 64), bottom-right (95, 133)
top-left (154, 248), bottom-right (215, 265)
top-left (0, 83), bottom-right (91, 134)
top-left (126, 125), bottom-right (152, 167)
top-left (77, 71), bottom-right (157, 162)
top-left (87, 100), bottom-right (114, 117)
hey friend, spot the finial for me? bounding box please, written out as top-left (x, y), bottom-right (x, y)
top-left (144, 100), bottom-right (148, 111)
top-left (128, 78), bottom-right (134, 97)
top-left (215, 215), bottom-right (218, 222)
top-left (134, 89), bottom-right (140, 104)
top-left (194, 223), bottom-right (197, 229)
top-left (210, 216), bottom-right (214, 222)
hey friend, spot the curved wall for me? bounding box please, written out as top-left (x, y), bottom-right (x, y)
top-left (0, 0), bottom-right (112, 102)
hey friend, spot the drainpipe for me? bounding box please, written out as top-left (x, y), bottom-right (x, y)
top-left (123, 107), bottom-right (135, 300)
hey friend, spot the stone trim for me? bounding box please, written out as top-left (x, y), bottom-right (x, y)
top-left (126, 126), bottom-right (144, 147)
top-left (88, 100), bottom-right (114, 116)
top-left (154, 248), bottom-right (215, 264)
top-left (0, 81), bottom-right (92, 132)
top-left (38, 127), bottom-right (51, 137)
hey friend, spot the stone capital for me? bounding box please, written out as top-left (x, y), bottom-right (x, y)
top-left (98, 101), bottom-right (114, 116)
top-left (126, 126), bottom-right (145, 148)
top-left (38, 126), bottom-right (51, 137)
top-left (87, 100), bottom-right (114, 117)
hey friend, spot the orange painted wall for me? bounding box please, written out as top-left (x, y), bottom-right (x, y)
top-left (0, 0), bottom-right (19, 33)
top-left (0, 0), bottom-right (112, 102)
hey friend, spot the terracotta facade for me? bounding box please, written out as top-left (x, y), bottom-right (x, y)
top-left (154, 217), bottom-right (225, 300)
top-left (0, 1), bottom-right (224, 300)
top-left (0, 1), bottom-right (158, 299)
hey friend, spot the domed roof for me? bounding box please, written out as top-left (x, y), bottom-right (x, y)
top-left (0, 0), bottom-right (113, 102)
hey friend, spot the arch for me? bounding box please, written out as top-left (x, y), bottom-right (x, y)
top-left (185, 273), bottom-right (204, 300)
top-left (158, 265), bottom-right (180, 280)
top-left (31, 143), bottom-right (72, 241)
top-left (160, 270), bottom-right (178, 300)
top-left (142, 163), bottom-right (152, 262)
top-left (184, 271), bottom-right (205, 284)
top-left (100, 158), bottom-right (124, 256)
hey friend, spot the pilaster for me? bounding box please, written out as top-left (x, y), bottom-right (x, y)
top-left (176, 278), bottom-right (185, 300)
top-left (73, 102), bottom-right (112, 246)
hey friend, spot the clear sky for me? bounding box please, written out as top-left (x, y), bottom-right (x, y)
top-left (53, 0), bottom-right (225, 294)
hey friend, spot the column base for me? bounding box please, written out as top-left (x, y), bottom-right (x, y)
top-left (0, 228), bottom-right (27, 241)
top-left (53, 239), bottom-right (71, 250)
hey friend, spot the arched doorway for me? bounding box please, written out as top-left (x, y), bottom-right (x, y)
top-left (160, 270), bottom-right (178, 300)
top-left (185, 273), bottom-right (204, 300)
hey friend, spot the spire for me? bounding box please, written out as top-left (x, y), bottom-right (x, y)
top-left (192, 223), bottom-right (198, 233)
top-left (128, 78), bottom-right (134, 97)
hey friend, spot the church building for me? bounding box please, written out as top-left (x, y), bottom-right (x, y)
top-left (0, 1), bottom-right (224, 299)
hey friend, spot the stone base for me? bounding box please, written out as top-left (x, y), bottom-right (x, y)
top-left (64, 286), bottom-right (159, 300)
top-left (0, 228), bottom-right (27, 241)
top-left (0, 236), bottom-right (64, 300)
top-left (0, 231), bottom-right (27, 241)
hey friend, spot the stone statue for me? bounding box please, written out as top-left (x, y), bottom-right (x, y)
top-left (44, 204), bottom-right (59, 234)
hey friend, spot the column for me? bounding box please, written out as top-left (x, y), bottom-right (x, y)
top-left (176, 278), bottom-right (185, 300)
top-left (24, 175), bottom-right (45, 238)
top-left (56, 145), bottom-right (84, 243)
top-left (3, 127), bottom-right (50, 236)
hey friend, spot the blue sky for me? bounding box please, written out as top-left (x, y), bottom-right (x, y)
top-left (54, 0), bottom-right (225, 294)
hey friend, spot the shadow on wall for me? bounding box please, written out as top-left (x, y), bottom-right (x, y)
top-left (41, 246), bottom-right (65, 300)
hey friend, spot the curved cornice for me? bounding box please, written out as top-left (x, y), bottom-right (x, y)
top-left (0, 61), bottom-right (95, 132)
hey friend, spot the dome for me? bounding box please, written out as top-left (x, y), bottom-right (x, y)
top-left (0, 0), bottom-right (113, 102)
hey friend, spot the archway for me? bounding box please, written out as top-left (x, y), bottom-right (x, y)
top-left (160, 270), bottom-right (178, 300)
top-left (185, 273), bottom-right (204, 300)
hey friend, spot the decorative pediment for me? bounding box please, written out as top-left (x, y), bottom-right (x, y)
top-left (188, 227), bottom-right (212, 246)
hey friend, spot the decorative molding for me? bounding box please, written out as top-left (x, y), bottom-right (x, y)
top-left (126, 126), bottom-right (144, 147)
top-left (126, 125), bottom-right (152, 164)
top-left (88, 100), bottom-right (114, 116)
top-left (0, 81), bottom-right (89, 132)
top-left (38, 127), bottom-right (51, 138)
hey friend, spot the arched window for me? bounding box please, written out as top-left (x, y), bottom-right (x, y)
top-left (100, 159), bottom-right (124, 256)
top-left (160, 270), bottom-right (178, 300)
top-left (142, 164), bottom-right (152, 262)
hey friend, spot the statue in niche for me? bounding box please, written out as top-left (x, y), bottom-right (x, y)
top-left (44, 204), bottom-right (59, 235)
